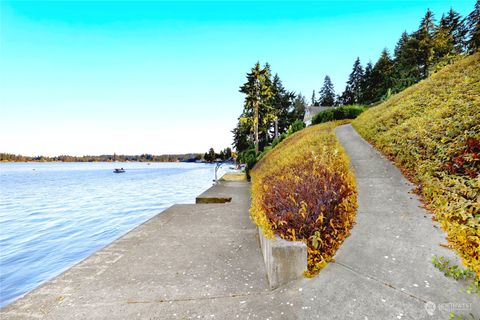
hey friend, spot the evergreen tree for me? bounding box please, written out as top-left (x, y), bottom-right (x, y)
top-left (270, 74), bottom-right (295, 137)
top-left (441, 8), bottom-right (468, 54)
top-left (318, 75), bottom-right (336, 106)
top-left (393, 31), bottom-right (422, 91)
top-left (371, 48), bottom-right (395, 101)
top-left (334, 94), bottom-right (342, 106)
top-left (432, 9), bottom-right (468, 63)
top-left (341, 57), bottom-right (364, 105)
top-left (239, 62), bottom-right (273, 152)
top-left (224, 147), bottom-right (232, 159)
top-left (204, 148), bottom-right (216, 162)
top-left (466, 0), bottom-right (480, 52)
top-left (414, 9), bottom-right (437, 78)
top-left (209, 148), bottom-right (216, 161)
top-left (434, 13), bottom-right (456, 60)
top-left (394, 31), bottom-right (410, 59)
top-left (292, 93), bottom-right (307, 121)
top-left (233, 63), bottom-right (300, 153)
top-left (232, 120), bottom-right (252, 153)
top-left (311, 90), bottom-right (318, 106)
top-left (360, 61), bottom-right (375, 104)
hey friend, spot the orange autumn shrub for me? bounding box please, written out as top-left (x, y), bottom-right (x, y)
top-left (250, 121), bottom-right (357, 276)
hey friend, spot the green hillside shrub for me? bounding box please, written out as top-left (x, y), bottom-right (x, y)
top-left (311, 105), bottom-right (366, 125)
top-left (287, 119), bottom-right (306, 135)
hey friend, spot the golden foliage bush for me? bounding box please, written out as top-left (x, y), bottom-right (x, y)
top-left (250, 121), bottom-right (357, 276)
top-left (353, 53), bottom-right (480, 277)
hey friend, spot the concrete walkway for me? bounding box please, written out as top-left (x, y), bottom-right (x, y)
top-left (2, 125), bottom-right (479, 319)
top-left (304, 124), bottom-right (479, 319)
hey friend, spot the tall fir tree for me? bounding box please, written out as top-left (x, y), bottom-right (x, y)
top-left (466, 0), bottom-right (480, 52)
top-left (341, 57), bottom-right (364, 105)
top-left (414, 9), bottom-right (437, 78)
top-left (441, 8), bottom-right (468, 54)
top-left (393, 31), bottom-right (422, 91)
top-left (292, 93), bottom-right (307, 121)
top-left (432, 8), bottom-right (468, 63)
top-left (270, 74), bottom-right (295, 137)
top-left (318, 75), bottom-right (336, 106)
top-left (434, 13), bottom-right (456, 59)
top-left (360, 61), bottom-right (375, 104)
top-left (371, 48), bottom-right (395, 101)
top-left (394, 31), bottom-right (410, 59)
top-left (232, 120), bottom-right (252, 153)
top-left (311, 90), bottom-right (318, 106)
top-left (239, 62), bottom-right (273, 152)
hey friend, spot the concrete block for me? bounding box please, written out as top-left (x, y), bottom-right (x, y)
top-left (195, 196), bottom-right (232, 204)
top-left (195, 182), bottom-right (235, 203)
top-left (258, 228), bottom-right (307, 289)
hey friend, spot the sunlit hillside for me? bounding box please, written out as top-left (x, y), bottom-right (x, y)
top-left (353, 53), bottom-right (480, 276)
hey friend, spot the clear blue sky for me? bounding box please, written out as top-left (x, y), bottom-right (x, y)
top-left (0, 1), bottom-right (475, 156)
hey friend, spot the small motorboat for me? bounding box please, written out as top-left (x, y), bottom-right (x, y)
top-left (113, 168), bottom-right (125, 173)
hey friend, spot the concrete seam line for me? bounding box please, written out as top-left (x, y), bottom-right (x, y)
top-left (334, 261), bottom-right (428, 304)
top-left (0, 311), bottom-right (44, 319)
top-left (125, 291), bottom-right (271, 304)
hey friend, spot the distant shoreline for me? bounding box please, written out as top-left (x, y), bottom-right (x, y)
top-left (0, 153), bottom-right (203, 163)
top-left (0, 160), bottom-right (184, 163)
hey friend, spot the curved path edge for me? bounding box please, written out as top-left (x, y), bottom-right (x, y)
top-left (299, 123), bottom-right (480, 319)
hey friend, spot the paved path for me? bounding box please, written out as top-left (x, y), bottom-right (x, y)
top-left (305, 124), bottom-right (479, 319)
top-left (2, 125), bottom-right (479, 320)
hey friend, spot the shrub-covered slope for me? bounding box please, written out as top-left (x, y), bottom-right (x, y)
top-left (353, 53), bottom-right (480, 276)
top-left (311, 105), bottom-right (366, 125)
top-left (250, 121), bottom-right (357, 276)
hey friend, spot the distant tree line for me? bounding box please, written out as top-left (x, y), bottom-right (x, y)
top-left (311, 2), bottom-right (480, 107)
top-left (232, 62), bottom-right (307, 155)
top-left (0, 153), bottom-right (202, 162)
top-left (2, 149), bottom-right (238, 164)
top-left (203, 147), bottom-right (233, 163)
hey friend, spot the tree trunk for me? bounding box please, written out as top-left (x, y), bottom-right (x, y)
top-left (254, 101), bottom-right (259, 153)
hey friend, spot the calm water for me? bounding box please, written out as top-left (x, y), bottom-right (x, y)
top-left (0, 162), bottom-right (227, 308)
